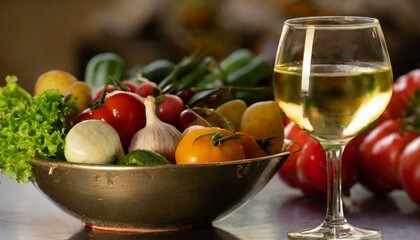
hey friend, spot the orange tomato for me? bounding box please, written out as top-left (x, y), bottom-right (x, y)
top-left (236, 131), bottom-right (268, 159)
top-left (175, 127), bottom-right (245, 164)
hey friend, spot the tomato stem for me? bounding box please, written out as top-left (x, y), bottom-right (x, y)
top-left (91, 79), bottom-right (109, 109)
top-left (91, 77), bottom-right (129, 110)
top-left (256, 137), bottom-right (278, 155)
top-left (404, 89), bottom-right (420, 132)
top-left (194, 132), bottom-right (242, 147)
top-left (185, 106), bottom-right (214, 128)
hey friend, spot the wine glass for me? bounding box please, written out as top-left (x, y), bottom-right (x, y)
top-left (272, 16), bottom-right (393, 239)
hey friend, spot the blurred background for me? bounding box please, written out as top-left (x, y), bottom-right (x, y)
top-left (1, 0), bottom-right (420, 92)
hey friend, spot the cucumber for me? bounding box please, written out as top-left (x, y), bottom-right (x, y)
top-left (220, 49), bottom-right (254, 73)
top-left (84, 52), bottom-right (124, 94)
top-left (158, 50), bottom-right (203, 90)
top-left (197, 49), bottom-right (254, 88)
top-left (118, 149), bottom-right (171, 166)
top-left (141, 59), bottom-right (175, 83)
top-left (226, 55), bottom-right (270, 87)
top-left (176, 56), bottom-right (215, 91)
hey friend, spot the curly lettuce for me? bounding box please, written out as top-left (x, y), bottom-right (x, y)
top-left (0, 76), bottom-right (32, 116)
top-left (0, 76), bottom-right (78, 182)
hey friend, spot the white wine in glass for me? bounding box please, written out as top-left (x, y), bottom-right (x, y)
top-left (273, 16), bottom-right (393, 239)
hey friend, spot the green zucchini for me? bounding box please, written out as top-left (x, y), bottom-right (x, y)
top-left (141, 59), bottom-right (175, 83)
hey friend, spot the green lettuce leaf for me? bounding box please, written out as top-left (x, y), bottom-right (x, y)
top-left (0, 76), bottom-right (78, 182)
top-left (0, 75), bottom-right (32, 117)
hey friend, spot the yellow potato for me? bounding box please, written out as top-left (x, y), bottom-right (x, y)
top-left (63, 81), bottom-right (92, 113)
top-left (215, 99), bottom-right (247, 131)
top-left (34, 70), bottom-right (78, 96)
top-left (240, 100), bottom-right (285, 154)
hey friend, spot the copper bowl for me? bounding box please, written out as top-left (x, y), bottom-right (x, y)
top-left (30, 140), bottom-right (298, 232)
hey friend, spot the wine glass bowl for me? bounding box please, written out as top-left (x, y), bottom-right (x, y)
top-left (273, 16), bottom-right (393, 239)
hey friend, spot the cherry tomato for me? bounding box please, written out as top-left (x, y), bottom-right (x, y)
top-left (175, 127), bottom-right (245, 164)
top-left (178, 109), bottom-right (198, 131)
top-left (92, 81), bottom-right (138, 102)
top-left (93, 85), bottom-right (116, 102)
top-left (177, 88), bottom-right (196, 104)
top-left (122, 81), bottom-right (138, 92)
top-left (76, 91), bottom-right (146, 152)
top-left (135, 81), bottom-right (160, 97)
top-left (157, 94), bottom-right (185, 128)
top-left (399, 137), bottom-right (420, 205)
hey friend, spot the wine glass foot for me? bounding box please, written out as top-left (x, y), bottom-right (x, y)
top-left (287, 222), bottom-right (382, 240)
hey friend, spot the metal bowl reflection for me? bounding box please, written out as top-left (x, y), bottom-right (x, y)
top-left (30, 140), bottom-right (297, 232)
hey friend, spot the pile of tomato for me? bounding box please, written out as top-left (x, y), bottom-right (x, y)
top-left (76, 80), bottom-right (189, 152)
top-left (278, 69), bottom-right (420, 205)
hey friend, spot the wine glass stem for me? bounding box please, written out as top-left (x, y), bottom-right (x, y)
top-left (322, 142), bottom-right (347, 227)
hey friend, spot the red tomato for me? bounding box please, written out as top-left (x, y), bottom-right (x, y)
top-left (104, 92), bottom-right (146, 149)
top-left (156, 94), bottom-right (185, 128)
top-left (359, 120), bottom-right (402, 159)
top-left (358, 119), bottom-right (402, 193)
top-left (76, 91), bottom-right (146, 152)
top-left (278, 123), bottom-right (307, 189)
top-left (368, 130), bottom-right (417, 189)
top-left (93, 85), bottom-right (116, 102)
top-left (77, 106), bottom-right (116, 126)
top-left (378, 69), bottom-right (420, 123)
top-left (279, 122), bottom-right (359, 197)
top-left (399, 137), bottom-right (420, 205)
top-left (395, 69), bottom-right (420, 108)
top-left (341, 133), bottom-right (365, 192)
top-left (294, 133), bottom-right (327, 196)
top-left (357, 68), bottom-right (420, 199)
top-left (378, 91), bottom-right (404, 123)
top-left (359, 119), bottom-right (418, 192)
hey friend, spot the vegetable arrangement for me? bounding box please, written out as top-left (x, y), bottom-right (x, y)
top-left (0, 49), bottom-right (285, 184)
top-left (278, 69), bottom-right (420, 205)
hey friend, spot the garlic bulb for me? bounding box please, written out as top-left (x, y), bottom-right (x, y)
top-left (128, 96), bottom-right (182, 163)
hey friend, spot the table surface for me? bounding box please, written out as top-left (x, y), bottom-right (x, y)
top-left (1, 172), bottom-right (419, 240)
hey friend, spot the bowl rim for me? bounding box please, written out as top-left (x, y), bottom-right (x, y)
top-left (30, 139), bottom-right (299, 171)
